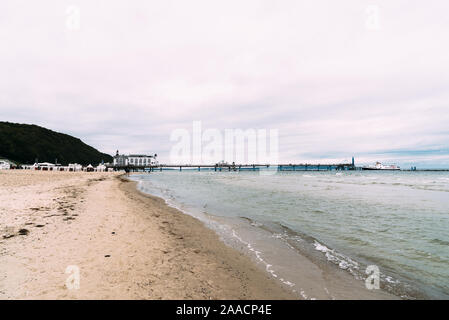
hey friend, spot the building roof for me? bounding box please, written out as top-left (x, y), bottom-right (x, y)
top-left (38, 162), bottom-right (57, 166)
top-left (0, 159), bottom-right (16, 165)
top-left (114, 153), bottom-right (156, 158)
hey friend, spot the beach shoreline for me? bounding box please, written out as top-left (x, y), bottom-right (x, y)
top-left (132, 172), bottom-right (400, 300)
top-left (0, 171), bottom-right (398, 299)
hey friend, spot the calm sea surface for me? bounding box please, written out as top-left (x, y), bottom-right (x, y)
top-left (132, 171), bottom-right (449, 299)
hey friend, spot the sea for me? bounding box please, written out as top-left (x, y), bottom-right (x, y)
top-left (130, 170), bottom-right (449, 299)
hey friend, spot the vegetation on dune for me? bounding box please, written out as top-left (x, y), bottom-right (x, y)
top-left (0, 121), bottom-right (112, 165)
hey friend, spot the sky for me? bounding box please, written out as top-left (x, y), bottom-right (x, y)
top-left (1, 0), bottom-right (449, 167)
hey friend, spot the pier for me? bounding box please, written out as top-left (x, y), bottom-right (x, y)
top-left (108, 162), bottom-right (356, 172)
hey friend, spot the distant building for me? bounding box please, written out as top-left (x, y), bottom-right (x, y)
top-left (0, 159), bottom-right (11, 170)
top-left (113, 150), bottom-right (158, 167)
top-left (68, 163), bottom-right (83, 171)
top-left (22, 162), bottom-right (58, 170)
top-left (22, 162), bottom-right (83, 171)
top-left (22, 163), bottom-right (36, 170)
top-left (96, 164), bottom-right (107, 172)
top-left (38, 162), bottom-right (57, 170)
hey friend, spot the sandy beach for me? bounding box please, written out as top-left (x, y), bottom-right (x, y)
top-left (0, 171), bottom-right (295, 299)
top-left (0, 171), bottom-right (398, 300)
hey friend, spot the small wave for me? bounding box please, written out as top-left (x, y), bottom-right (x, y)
top-left (313, 241), bottom-right (361, 277)
top-left (340, 235), bottom-right (371, 246)
top-left (239, 216), bottom-right (264, 227)
top-left (429, 238), bottom-right (449, 246)
top-left (229, 229), bottom-right (308, 296)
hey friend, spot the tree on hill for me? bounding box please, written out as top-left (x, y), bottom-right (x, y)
top-left (0, 121), bottom-right (112, 165)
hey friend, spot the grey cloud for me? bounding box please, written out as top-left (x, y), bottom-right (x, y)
top-left (1, 0), bottom-right (449, 167)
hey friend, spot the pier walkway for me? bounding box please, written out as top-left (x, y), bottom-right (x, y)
top-left (109, 163), bottom-right (356, 172)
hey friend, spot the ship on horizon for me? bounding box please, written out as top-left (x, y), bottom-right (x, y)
top-left (361, 161), bottom-right (401, 171)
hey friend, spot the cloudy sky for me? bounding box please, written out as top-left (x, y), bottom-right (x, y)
top-left (1, 0), bottom-right (449, 167)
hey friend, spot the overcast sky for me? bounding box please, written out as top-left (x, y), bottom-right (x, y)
top-left (1, 0), bottom-right (449, 167)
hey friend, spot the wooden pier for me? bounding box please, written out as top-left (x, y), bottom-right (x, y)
top-left (109, 163), bottom-right (356, 172)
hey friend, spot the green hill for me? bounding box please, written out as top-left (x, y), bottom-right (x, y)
top-left (0, 122), bottom-right (112, 165)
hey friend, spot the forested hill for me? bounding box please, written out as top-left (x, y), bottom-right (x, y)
top-left (0, 121), bottom-right (112, 165)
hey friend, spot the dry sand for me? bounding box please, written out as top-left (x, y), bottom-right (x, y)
top-left (0, 171), bottom-right (294, 299)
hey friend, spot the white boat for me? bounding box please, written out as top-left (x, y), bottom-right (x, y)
top-left (362, 162), bottom-right (400, 171)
